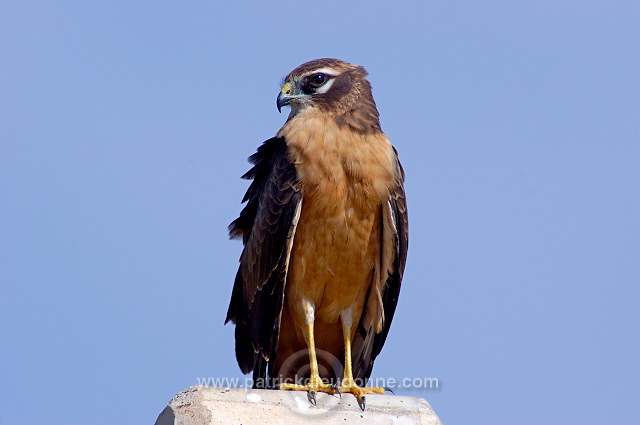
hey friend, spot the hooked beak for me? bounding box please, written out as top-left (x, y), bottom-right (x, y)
top-left (277, 81), bottom-right (306, 113)
top-left (276, 92), bottom-right (288, 113)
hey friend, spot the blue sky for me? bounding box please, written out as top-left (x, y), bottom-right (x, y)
top-left (1, 1), bottom-right (638, 424)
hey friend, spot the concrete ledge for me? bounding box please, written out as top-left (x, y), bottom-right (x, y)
top-left (155, 386), bottom-right (442, 425)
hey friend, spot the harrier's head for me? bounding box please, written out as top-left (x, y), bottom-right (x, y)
top-left (277, 58), bottom-right (381, 132)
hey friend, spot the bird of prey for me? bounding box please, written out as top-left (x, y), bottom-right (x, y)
top-left (225, 58), bottom-right (408, 409)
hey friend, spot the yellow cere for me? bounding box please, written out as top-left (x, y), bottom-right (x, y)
top-left (281, 82), bottom-right (292, 95)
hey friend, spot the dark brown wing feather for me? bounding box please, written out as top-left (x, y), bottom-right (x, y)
top-left (353, 148), bottom-right (408, 382)
top-left (225, 137), bottom-right (301, 386)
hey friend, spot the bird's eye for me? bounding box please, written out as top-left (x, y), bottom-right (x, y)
top-left (309, 73), bottom-right (327, 87)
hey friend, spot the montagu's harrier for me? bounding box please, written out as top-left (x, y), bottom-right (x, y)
top-left (226, 58), bottom-right (408, 410)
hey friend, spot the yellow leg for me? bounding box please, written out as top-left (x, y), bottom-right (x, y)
top-left (338, 312), bottom-right (386, 410)
top-left (280, 302), bottom-right (337, 404)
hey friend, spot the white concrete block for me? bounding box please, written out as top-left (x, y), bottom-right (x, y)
top-left (155, 386), bottom-right (442, 425)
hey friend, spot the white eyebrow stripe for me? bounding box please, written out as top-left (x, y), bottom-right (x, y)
top-left (299, 67), bottom-right (341, 78)
top-left (313, 78), bottom-right (336, 94)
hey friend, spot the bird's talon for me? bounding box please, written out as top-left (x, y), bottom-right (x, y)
top-left (383, 386), bottom-right (395, 395)
top-left (308, 390), bottom-right (317, 405)
top-left (332, 384), bottom-right (341, 398)
top-left (358, 395), bottom-right (366, 411)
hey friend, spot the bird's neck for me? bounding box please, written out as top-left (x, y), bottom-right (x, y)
top-left (278, 115), bottom-right (395, 207)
